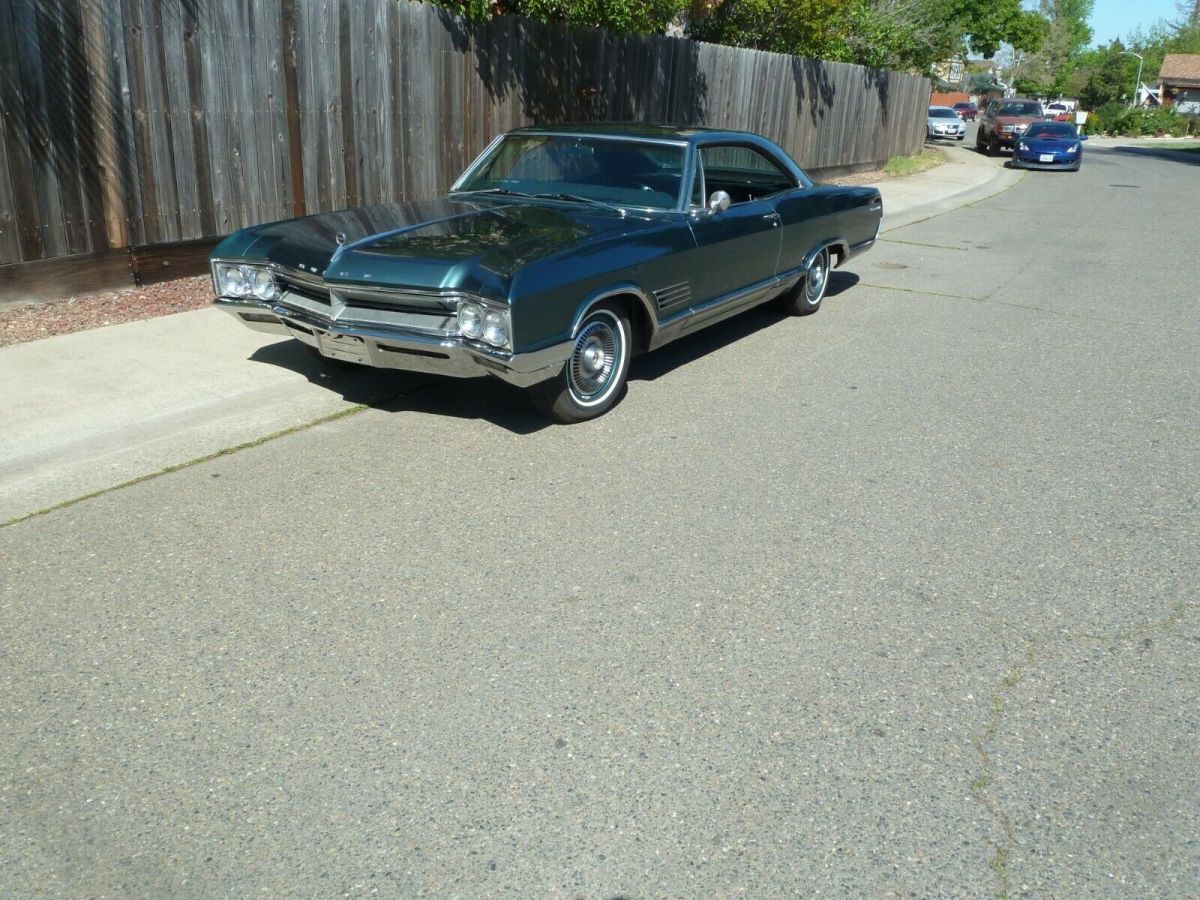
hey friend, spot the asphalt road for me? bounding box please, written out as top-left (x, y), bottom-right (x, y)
top-left (2, 144), bottom-right (1197, 897)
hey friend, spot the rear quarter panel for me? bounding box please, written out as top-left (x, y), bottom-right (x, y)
top-left (775, 185), bottom-right (881, 269)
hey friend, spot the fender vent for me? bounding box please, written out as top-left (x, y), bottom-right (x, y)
top-left (653, 282), bottom-right (692, 310)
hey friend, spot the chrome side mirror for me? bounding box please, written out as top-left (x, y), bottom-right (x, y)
top-left (707, 190), bottom-right (731, 214)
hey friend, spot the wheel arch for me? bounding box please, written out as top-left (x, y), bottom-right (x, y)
top-left (805, 239), bottom-right (849, 270)
top-left (569, 284), bottom-right (657, 354)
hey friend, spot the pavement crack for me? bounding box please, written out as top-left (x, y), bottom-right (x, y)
top-left (878, 238), bottom-right (969, 251)
top-left (969, 600), bottom-right (1191, 899)
top-left (0, 404), bottom-right (368, 529)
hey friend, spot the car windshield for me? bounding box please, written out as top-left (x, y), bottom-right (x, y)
top-left (929, 108), bottom-right (959, 118)
top-left (1026, 123), bottom-right (1077, 138)
top-left (454, 134), bottom-right (686, 210)
top-left (997, 101), bottom-right (1042, 116)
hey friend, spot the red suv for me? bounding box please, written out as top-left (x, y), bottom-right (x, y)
top-left (976, 98), bottom-right (1045, 155)
top-left (953, 101), bottom-right (978, 121)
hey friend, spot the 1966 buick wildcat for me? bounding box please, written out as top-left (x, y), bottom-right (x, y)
top-left (212, 124), bottom-right (882, 422)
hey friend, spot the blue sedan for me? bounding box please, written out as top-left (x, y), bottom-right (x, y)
top-left (1012, 122), bottom-right (1087, 171)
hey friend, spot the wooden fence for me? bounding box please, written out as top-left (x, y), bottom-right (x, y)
top-left (0, 0), bottom-right (930, 294)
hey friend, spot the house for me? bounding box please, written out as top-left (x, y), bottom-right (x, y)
top-left (1157, 54), bottom-right (1200, 114)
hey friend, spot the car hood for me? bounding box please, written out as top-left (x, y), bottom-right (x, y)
top-left (214, 197), bottom-right (637, 298)
top-left (1023, 135), bottom-right (1080, 147)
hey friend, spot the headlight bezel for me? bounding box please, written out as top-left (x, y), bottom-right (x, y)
top-left (456, 297), bottom-right (512, 351)
top-left (213, 261), bottom-right (280, 303)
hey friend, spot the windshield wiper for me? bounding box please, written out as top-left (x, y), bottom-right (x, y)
top-left (532, 192), bottom-right (627, 216)
top-left (450, 187), bottom-right (534, 198)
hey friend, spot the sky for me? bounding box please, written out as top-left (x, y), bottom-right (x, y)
top-left (1088, 0), bottom-right (1184, 45)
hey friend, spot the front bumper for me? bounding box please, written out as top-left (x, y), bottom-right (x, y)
top-left (1012, 151), bottom-right (1080, 170)
top-left (990, 130), bottom-right (1028, 147)
top-left (928, 126), bottom-right (965, 138)
top-left (215, 296), bottom-right (571, 388)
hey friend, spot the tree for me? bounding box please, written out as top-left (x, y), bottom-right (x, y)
top-left (684, 0), bottom-right (851, 59)
top-left (939, 0), bottom-right (1048, 58)
top-left (428, 0), bottom-right (690, 34)
top-left (426, 0), bottom-right (1050, 73)
top-left (688, 0), bottom-right (1048, 71)
top-left (1077, 42), bottom-right (1139, 108)
top-left (1011, 0), bottom-right (1093, 96)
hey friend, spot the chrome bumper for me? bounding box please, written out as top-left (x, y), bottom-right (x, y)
top-left (214, 297), bottom-right (571, 388)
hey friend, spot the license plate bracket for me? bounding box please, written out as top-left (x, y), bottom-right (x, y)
top-left (317, 332), bottom-right (369, 364)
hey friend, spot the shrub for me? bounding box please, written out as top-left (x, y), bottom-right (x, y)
top-left (1100, 107), bottom-right (1190, 137)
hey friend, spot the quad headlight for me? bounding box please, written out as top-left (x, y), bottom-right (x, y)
top-left (456, 299), bottom-right (511, 350)
top-left (214, 263), bottom-right (280, 302)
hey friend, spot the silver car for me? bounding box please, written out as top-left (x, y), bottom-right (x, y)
top-left (927, 106), bottom-right (966, 141)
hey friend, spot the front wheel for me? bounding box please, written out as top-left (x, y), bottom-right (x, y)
top-left (780, 246), bottom-right (830, 316)
top-left (528, 304), bottom-right (631, 423)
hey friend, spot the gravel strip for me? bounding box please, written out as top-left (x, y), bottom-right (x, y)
top-left (0, 276), bottom-right (213, 348)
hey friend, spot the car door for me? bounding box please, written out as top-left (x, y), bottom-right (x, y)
top-left (683, 144), bottom-right (785, 321)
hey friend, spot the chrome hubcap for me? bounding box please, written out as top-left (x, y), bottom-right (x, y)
top-left (807, 256), bottom-right (826, 301)
top-left (579, 338), bottom-right (606, 377)
top-left (569, 318), bottom-right (619, 400)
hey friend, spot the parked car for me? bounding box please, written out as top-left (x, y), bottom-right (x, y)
top-left (952, 101), bottom-right (978, 121)
top-left (927, 106), bottom-right (967, 141)
top-left (976, 98), bottom-right (1045, 155)
top-left (1011, 121), bottom-right (1086, 171)
top-left (1045, 101), bottom-right (1074, 122)
top-left (211, 125), bottom-right (883, 422)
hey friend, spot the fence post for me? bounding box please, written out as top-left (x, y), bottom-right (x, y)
top-left (281, 0), bottom-right (307, 217)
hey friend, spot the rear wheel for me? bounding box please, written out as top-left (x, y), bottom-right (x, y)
top-left (528, 304), bottom-right (631, 423)
top-left (780, 246), bottom-right (830, 316)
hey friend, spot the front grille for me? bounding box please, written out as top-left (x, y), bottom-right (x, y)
top-left (276, 269), bottom-right (331, 304)
top-left (271, 266), bottom-right (461, 338)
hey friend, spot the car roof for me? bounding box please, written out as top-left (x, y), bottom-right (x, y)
top-left (928, 106), bottom-right (956, 112)
top-left (509, 122), bottom-right (772, 145)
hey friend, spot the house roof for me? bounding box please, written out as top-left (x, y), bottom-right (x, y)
top-left (1158, 54), bottom-right (1200, 87)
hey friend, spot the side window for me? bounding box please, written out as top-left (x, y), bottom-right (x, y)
top-left (699, 145), bottom-right (794, 205)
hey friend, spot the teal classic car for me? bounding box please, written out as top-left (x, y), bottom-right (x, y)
top-left (212, 124), bottom-right (882, 422)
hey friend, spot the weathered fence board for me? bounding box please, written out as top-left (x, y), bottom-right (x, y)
top-left (0, 0), bottom-right (929, 288)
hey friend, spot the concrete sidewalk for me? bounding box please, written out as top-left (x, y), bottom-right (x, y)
top-left (0, 144), bottom-right (1017, 524)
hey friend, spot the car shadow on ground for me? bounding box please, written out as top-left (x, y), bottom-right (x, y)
top-left (249, 339), bottom-right (551, 434)
top-left (629, 272), bottom-right (860, 384)
top-left (249, 274), bottom-right (861, 432)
